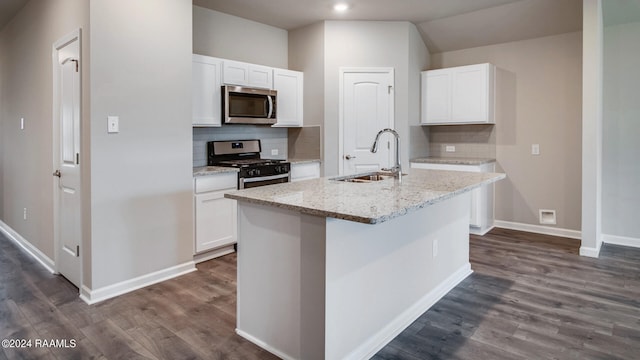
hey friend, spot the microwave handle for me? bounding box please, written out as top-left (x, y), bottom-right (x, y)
top-left (267, 95), bottom-right (274, 119)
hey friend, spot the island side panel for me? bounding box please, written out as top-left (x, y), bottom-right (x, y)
top-left (324, 193), bottom-right (472, 360)
top-left (235, 201), bottom-right (327, 360)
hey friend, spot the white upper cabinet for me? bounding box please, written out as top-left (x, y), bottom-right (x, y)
top-left (223, 60), bottom-right (273, 89)
top-left (421, 63), bottom-right (495, 125)
top-left (192, 54), bottom-right (304, 128)
top-left (192, 54), bottom-right (223, 127)
top-left (272, 68), bottom-right (304, 127)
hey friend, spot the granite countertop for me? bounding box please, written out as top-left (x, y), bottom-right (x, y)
top-left (193, 166), bottom-right (239, 177)
top-left (411, 157), bottom-right (496, 165)
top-left (225, 169), bottom-right (505, 225)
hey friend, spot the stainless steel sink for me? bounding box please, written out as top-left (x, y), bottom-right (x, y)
top-left (331, 171), bottom-right (398, 183)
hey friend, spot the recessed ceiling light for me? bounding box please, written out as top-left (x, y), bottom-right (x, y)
top-left (333, 3), bottom-right (349, 12)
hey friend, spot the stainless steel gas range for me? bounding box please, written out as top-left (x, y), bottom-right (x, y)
top-left (207, 139), bottom-right (290, 189)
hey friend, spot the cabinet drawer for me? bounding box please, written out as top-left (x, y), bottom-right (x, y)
top-left (194, 173), bottom-right (237, 193)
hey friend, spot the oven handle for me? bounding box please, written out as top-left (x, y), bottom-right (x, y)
top-left (240, 173), bottom-right (290, 187)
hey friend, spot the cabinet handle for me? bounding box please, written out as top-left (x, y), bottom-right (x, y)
top-left (345, 155), bottom-right (356, 160)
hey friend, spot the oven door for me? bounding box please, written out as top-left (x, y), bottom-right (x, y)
top-left (239, 173), bottom-right (290, 189)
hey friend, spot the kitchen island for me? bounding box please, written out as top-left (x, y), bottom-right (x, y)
top-left (225, 169), bottom-right (505, 360)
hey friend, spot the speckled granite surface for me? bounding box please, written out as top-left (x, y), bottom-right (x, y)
top-left (193, 166), bottom-right (239, 177)
top-left (225, 169), bottom-right (505, 225)
top-left (411, 157), bottom-right (496, 165)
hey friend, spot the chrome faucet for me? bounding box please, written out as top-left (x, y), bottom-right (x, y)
top-left (370, 128), bottom-right (402, 183)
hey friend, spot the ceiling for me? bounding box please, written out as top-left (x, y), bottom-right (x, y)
top-left (2, 0), bottom-right (585, 53)
top-left (194, 0), bottom-right (584, 52)
top-left (0, 0), bottom-right (28, 31)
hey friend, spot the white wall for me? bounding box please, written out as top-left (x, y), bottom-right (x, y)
top-left (289, 21), bottom-right (325, 129)
top-left (0, 0), bottom-right (89, 259)
top-left (432, 32), bottom-right (583, 232)
top-left (603, 20), bottom-right (640, 243)
top-left (323, 21), bottom-right (430, 176)
top-left (408, 24), bottom-right (431, 160)
top-left (193, 6), bottom-right (288, 68)
top-left (581, 0), bottom-right (604, 256)
top-left (88, 0), bottom-right (193, 289)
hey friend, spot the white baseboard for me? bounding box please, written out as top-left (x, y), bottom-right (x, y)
top-left (236, 329), bottom-right (296, 360)
top-left (580, 242), bottom-right (602, 258)
top-left (353, 263), bottom-right (473, 360)
top-left (494, 220), bottom-right (582, 240)
top-left (603, 234), bottom-right (640, 249)
top-left (470, 225), bottom-right (494, 236)
top-left (80, 261), bottom-right (197, 305)
top-left (194, 244), bottom-right (235, 264)
top-left (0, 220), bottom-right (56, 273)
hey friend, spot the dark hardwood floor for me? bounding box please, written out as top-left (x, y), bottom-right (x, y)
top-left (1, 228), bottom-right (639, 359)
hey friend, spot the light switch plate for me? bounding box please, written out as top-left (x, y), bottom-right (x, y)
top-left (108, 116), bottom-right (119, 133)
top-left (20, 117), bottom-right (24, 130)
top-left (445, 145), bottom-right (456, 153)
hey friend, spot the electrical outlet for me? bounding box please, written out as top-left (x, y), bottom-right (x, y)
top-left (23, 208), bottom-right (27, 220)
top-left (271, 149), bottom-right (278, 156)
top-left (445, 145), bottom-right (456, 153)
top-left (532, 144), bottom-right (540, 155)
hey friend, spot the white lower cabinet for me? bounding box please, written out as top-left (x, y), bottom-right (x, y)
top-left (194, 173), bottom-right (237, 259)
top-left (410, 162), bottom-right (495, 235)
top-left (291, 161), bottom-right (320, 182)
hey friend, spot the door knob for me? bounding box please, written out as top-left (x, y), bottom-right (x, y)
top-left (53, 170), bottom-right (61, 178)
top-left (345, 155), bottom-right (356, 160)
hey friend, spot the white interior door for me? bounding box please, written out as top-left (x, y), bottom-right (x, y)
top-left (340, 68), bottom-right (394, 175)
top-left (53, 30), bottom-right (82, 288)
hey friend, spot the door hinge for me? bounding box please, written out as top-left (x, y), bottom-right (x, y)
top-left (71, 59), bottom-right (79, 72)
top-left (76, 153), bottom-right (80, 165)
top-left (76, 245), bottom-right (80, 257)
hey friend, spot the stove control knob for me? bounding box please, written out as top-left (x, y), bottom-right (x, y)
top-left (275, 166), bottom-right (282, 174)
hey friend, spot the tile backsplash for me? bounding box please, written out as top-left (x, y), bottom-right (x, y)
top-left (193, 125), bottom-right (288, 167)
top-left (428, 124), bottom-right (496, 159)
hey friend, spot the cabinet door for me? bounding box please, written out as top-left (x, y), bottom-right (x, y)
top-left (223, 60), bottom-right (250, 86)
top-left (248, 64), bottom-right (273, 89)
top-left (192, 55), bottom-right (223, 126)
top-left (223, 61), bottom-right (273, 89)
top-left (195, 190), bottom-right (237, 253)
top-left (423, 70), bottom-right (451, 124)
top-left (273, 69), bottom-right (303, 127)
top-left (451, 64), bottom-right (489, 123)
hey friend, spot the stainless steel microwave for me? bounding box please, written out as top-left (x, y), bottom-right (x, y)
top-left (223, 85), bottom-right (277, 125)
